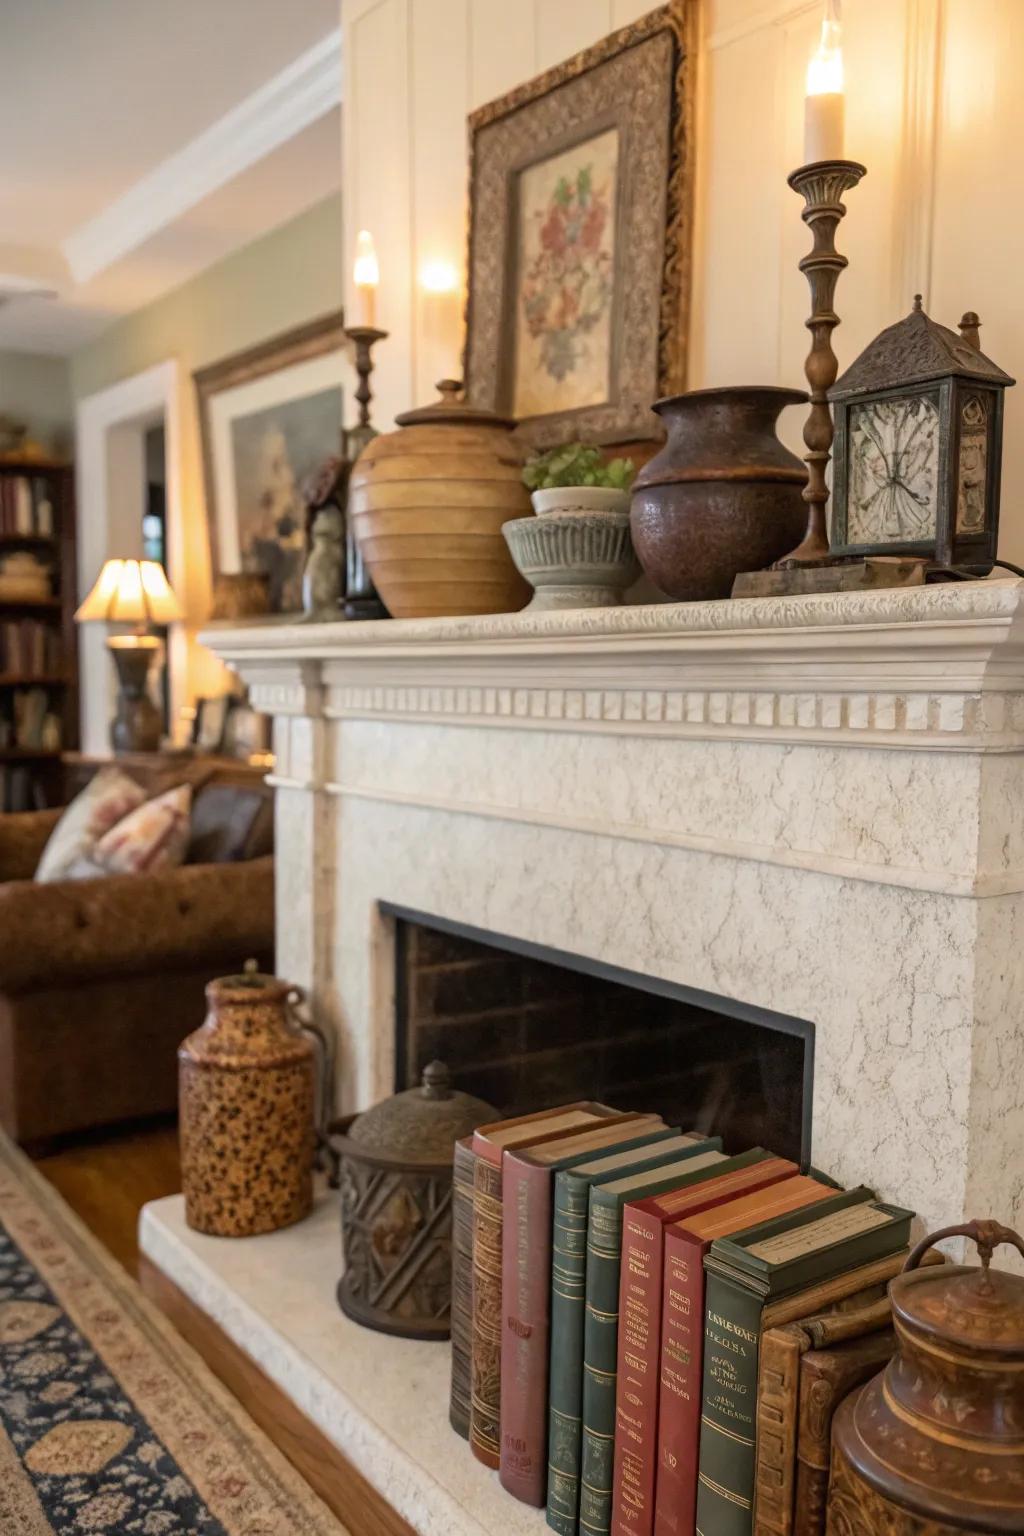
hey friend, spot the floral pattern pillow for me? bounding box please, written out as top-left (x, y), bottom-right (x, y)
top-left (90, 784), bottom-right (193, 876)
top-left (34, 768), bottom-right (146, 883)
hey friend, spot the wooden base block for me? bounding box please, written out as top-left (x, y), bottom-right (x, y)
top-left (139, 1256), bottom-right (417, 1536)
top-left (732, 557), bottom-right (928, 599)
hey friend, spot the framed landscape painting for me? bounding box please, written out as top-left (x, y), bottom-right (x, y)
top-left (196, 312), bottom-right (347, 613)
top-left (464, 2), bottom-right (695, 448)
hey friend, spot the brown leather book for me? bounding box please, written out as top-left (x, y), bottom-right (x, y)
top-left (469, 1102), bottom-right (618, 1468)
top-left (792, 1326), bottom-right (895, 1536)
top-left (753, 1266), bottom-right (911, 1536)
top-left (449, 1135), bottom-right (476, 1438)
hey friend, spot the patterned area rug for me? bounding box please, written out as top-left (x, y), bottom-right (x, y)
top-left (0, 1133), bottom-right (348, 1535)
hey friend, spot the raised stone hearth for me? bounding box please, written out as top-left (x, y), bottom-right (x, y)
top-left (202, 580), bottom-right (1024, 1249)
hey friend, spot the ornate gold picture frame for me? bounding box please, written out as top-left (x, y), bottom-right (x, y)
top-left (464, 2), bottom-right (695, 449)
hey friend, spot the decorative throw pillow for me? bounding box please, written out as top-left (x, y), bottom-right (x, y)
top-left (34, 767), bottom-right (146, 883)
top-left (89, 783), bottom-right (193, 876)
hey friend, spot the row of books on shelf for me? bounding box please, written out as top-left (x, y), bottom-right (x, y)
top-left (0, 618), bottom-right (64, 676)
top-left (449, 1102), bottom-right (915, 1536)
top-left (0, 764), bottom-right (48, 813)
top-left (0, 688), bottom-right (62, 752)
top-left (0, 474), bottom-right (55, 537)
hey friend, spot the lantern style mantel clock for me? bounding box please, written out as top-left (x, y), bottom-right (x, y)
top-left (828, 297), bottom-right (1015, 572)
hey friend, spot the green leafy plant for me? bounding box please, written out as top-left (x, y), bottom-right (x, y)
top-left (522, 443), bottom-right (635, 492)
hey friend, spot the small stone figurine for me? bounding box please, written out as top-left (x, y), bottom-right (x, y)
top-left (301, 504), bottom-right (345, 620)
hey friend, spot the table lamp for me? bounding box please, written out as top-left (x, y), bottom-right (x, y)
top-left (76, 558), bottom-right (183, 753)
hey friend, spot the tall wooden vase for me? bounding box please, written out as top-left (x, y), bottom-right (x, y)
top-left (179, 972), bottom-right (316, 1237)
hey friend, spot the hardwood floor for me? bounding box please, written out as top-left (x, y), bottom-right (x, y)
top-left (33, 1116), bottom-right (181, 1277)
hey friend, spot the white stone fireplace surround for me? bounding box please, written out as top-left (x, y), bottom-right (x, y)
top-left (202, 578), bottom-right (1024, 1245)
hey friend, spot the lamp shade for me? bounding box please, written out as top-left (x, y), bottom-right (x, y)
top-left (76, 558), bottom-right (183, 625)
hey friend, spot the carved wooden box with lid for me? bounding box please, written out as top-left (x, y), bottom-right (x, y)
top-left (334, 1061), bottom-right (495, 1340)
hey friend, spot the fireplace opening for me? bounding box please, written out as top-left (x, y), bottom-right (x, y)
top-left (387, 906), bottom-right (813, 1167)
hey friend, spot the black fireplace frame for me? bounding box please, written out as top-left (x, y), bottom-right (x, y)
top-left (384, 902), bottom-right (815, 1169)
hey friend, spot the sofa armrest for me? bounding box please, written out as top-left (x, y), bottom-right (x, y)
top-left (0, 810), bottom-right (61, 884)
top-left (0, 855), bottom-right (274, 995)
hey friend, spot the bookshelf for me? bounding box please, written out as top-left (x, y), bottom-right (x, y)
top-left (0, 459), bottom-right (78, 810)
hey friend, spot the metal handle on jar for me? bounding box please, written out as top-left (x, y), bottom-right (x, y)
top-left (905, 1219), bottom-right (1024, 1286)
top-left (287, 984), bottom-right (341, 1188)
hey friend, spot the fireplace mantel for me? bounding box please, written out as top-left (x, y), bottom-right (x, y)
top-left (201, 579), bottom-right (1024, 1254)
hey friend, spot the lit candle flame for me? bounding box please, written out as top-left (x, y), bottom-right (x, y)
top-left (807, 1), bottom-right (843, 96)
top-left (353, 230), bottom-right (379, 289)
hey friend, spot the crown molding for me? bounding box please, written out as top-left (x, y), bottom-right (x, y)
top-left (63, 29), bottom-right (342, 285)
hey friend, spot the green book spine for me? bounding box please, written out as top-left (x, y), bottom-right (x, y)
top-left (694, 1268), bottom-right (765, 1536)
top-left (579, 1190), bottom-right (624, 1535)
top-left (547, 1167), bottom-right (592, 1535)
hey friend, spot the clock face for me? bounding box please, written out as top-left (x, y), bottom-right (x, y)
top-left (846, 395), bottom-right (940, 547)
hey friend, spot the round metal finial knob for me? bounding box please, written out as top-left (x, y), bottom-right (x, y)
top-left (436, 379), bottom-right (463, 402)
top-left (913, 292), bottom-right (924, 312)
top-left (421, 1060), bottom-right (452, 1100)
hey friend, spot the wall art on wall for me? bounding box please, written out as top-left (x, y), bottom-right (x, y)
top-left (464, 2), bottom-right (695, 449)
top-left (195, 312), bottom-right (347, 613)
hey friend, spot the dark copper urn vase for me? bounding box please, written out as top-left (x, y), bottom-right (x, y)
top-left (828, 1220), bottom-right (1024, 1534)
top-left (630, 385), bottom-right (808, 601)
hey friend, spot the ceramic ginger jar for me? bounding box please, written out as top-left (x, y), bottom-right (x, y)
top-left (347, 379), bottom-right (532, 618)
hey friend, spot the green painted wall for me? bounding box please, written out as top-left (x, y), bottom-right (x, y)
top-left (0, 350), bottom-right (72, 454)
top-left (70, 192), bottom-right (342, 702)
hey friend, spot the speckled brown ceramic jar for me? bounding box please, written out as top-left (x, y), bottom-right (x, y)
top-left (630, 385), bottom-right (809, 600)
top-left (179, 972), bottom-right (315, 1237)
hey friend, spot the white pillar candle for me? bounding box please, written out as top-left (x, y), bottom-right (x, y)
top-left (352, 230), bottom-right (379, 329)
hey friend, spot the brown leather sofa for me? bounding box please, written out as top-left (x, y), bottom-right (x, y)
top-left (0, 781), bottom-right (275, 1146)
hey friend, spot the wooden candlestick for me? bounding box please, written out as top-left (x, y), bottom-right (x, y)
top-left (342, 324), bottom-right (390, 620)
top-left (344, 325), bottom-right (388, 431)
top-left (777, 158), bottom-right (866, 566)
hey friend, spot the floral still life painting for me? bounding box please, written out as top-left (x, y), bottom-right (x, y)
top-left (513, 130), bottom-right (618, 420)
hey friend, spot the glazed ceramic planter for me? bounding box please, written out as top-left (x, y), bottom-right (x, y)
top-left (630, 386), bottom-right (808, 601)
top-left (502, 511), bottom-right (639, 611)
top-left (347, 380), bottom-right (532, 618)
top-left (531, 486), bottom-right (631, 518)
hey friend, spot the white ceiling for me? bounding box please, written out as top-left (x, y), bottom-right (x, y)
top-left (0, 0), bottom-right (342, 355)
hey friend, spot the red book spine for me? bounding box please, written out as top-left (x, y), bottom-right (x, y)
top-left (499, 1151), bottom-right (552, 1505)
top-left (653, 1231), bottom-right (711, 1536)
top-left (611, 1207), bottom-right (667, 1536)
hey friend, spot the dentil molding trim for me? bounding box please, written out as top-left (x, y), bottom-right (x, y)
top-left (207, 581), bottom-right (1024, 753)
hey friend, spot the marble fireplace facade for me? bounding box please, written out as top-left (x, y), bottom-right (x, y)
top-left (203, 580), bottom-right (1024, 1248)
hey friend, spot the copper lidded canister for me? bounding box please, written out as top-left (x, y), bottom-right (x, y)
top-left (336, 1061), bottom-right (495, 1339)
top-left (179, 972), bottom-right (316, 1238)
top-left (828, 1219), bottom-right (1024, 1534)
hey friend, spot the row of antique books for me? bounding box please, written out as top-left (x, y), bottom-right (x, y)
top-left (0, 618), bottom-right (63, 675)
top-left (448, 1101), bottom-right (914, 1536)
top-left (0, 475), bottom-right (55, 537)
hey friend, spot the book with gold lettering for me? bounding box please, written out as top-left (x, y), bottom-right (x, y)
top-left (581, 1148), bottom-right (791, 1536)
top-left (499, 1114), bottom-right (675, 1505)
top-left (650, 1173), bottom-right (834, 1536)
top-left (610, 1154), bottom-right (799, 1536)
top-left (547, 1134), bottom-right (721, 1536)
top-left (470, 1103), bottom-right (620, 1468)
top-left (694, 1191), bottom-right (913, 1536)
